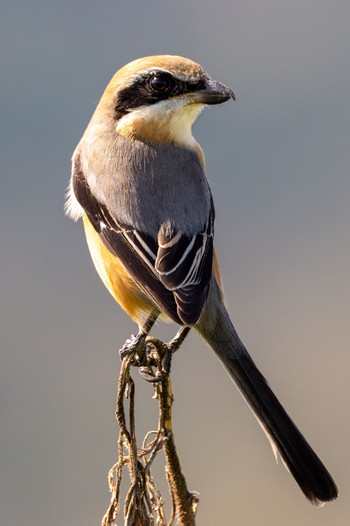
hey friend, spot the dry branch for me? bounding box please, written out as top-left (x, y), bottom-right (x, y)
top-left (102, 316), bottom-right (197, 526)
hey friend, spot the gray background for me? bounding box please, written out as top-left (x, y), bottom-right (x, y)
top-left (1, 1), bottom-right (349, 525)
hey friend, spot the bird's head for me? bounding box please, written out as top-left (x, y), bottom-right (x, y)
top-left (93, 55), bottom-right (235, 147)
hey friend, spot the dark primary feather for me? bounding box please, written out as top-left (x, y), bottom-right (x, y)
top-left (72, 159), bottom-right (213, 325)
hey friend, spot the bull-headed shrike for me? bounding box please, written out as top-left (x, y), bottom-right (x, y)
top-left (66, 55), bottom-right (338, 505)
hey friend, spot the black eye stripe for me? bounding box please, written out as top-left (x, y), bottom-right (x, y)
top-left (114, 71), bottom-right (208, 121)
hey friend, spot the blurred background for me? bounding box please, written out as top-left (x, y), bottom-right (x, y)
top-left (1, 1), bottom-right (349, 524)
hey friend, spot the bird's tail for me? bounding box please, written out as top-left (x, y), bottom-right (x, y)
top-left (196, 288), bottom-right (338, 505)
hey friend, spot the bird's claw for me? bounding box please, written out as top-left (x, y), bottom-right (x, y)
top-left (161, 347), bottom-right (172, 375)
top-left (120, 326), bottom-right (189, 381)
top-left (139, 366), bottom-right (164, 383)
top-left (119, 333), bottom-right (146, 363)
top-left (137, 338), bottom-right (172, 382)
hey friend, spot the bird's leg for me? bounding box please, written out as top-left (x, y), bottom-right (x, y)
top-left (168, 326), bottom-right (191, 353)
top-left (139, 326), bottom-right (191, 382)
top-left (119, 309), bottom-right (159, 362)
top-left (120, 313), bottom-right (191, 381)
top-left (162, 326), bottom-right (191, 374)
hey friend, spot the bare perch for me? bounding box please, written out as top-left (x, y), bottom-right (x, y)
top-left (102, 320), bottom-right (197, 526)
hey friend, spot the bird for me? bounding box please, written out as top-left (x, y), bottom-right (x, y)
top-left (66, 54), bottom-right (338, 505)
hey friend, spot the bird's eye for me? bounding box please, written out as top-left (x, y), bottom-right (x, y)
top-left (149, 74), bottom-right (173, 93)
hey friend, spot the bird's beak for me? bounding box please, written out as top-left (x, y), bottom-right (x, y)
top-left (189, 80), bottom-right (235, 105)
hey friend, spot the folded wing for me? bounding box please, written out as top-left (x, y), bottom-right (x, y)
top-left (72, 163), bottom-right (214, 325)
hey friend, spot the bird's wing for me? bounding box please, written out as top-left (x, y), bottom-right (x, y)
top-left (72, 161), bottom-right (214, 326)
top-left (156, 215), bottom-right (213, 324)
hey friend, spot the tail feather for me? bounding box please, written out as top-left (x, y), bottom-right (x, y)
top-left (230, 354), bottom-right (337, 505)
top-left (196, 296), bottom-right (338, 505)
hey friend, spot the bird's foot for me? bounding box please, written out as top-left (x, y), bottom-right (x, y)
top-left (119, 319), bottom-right (191, 383)
top-left (119, 332), bottom-right (146, 364)
top-left (119, 310), bottom-right (160, 363)
top-left (139, 337), bottom-right (170, 382)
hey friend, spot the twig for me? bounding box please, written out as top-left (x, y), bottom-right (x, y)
top-left (157, 374), bottom-right (198, 526)
top-left (101, 317), bottom-right (198, 526)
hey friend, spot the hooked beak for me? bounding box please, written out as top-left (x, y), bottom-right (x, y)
top-left (189, 79), bottom-right (235, 105)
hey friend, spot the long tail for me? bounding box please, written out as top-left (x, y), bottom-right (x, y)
top-left (195, 285), bottom-right (338, 505)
